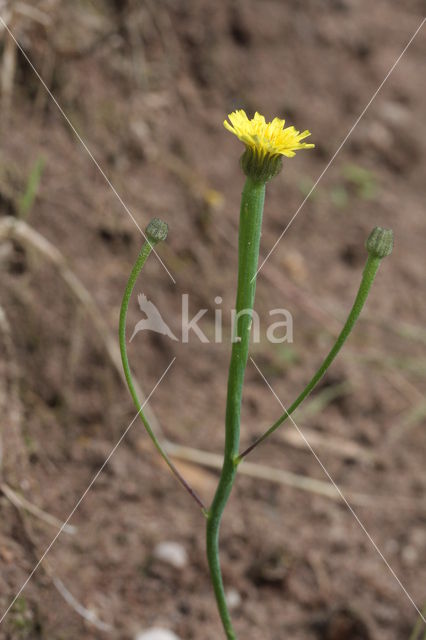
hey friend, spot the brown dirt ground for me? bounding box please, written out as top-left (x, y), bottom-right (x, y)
top-left (0, 1), bottom-right (425, 639)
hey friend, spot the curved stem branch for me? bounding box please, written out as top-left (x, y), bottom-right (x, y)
top-left (238, 254), bottom-right (382, 461)
top-left (206, 178), bottom-right (266, 639)
top-left (119, 239), bottom-right (206, 511)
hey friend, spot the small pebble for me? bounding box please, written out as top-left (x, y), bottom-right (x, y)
top-left (402, 545), bottom-right (418, 565)
top-left (379, 101), bottom-right (409, 126)
top-left (153, 541), bottom-right (188, 569)
top-left (226, 588), bottom-right (242, 610)
top-left (135, 629), bottom-right (181, 640)
top-left (385, 539), bottom-right (399, 555)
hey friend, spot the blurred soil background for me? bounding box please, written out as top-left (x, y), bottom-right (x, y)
top-left (0, 1), bottom-right (425, 639)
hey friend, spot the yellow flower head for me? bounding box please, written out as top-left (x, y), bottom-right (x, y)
top-left (224, 110), bottom-right (314, 160)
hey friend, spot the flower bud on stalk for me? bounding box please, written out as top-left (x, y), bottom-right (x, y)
top-left (366, 226), bottom-right (393, 259)
top-left (146, 218), bottom-right (168, 245)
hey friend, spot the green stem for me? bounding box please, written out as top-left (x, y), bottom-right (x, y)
top-left (238, 254), bottom-right (382, 461)
top-left (206, 178), bottom-right (266, 639)
top-left (119, 239), bottom-right (206, 511)
top-left (409, 604), bottom-right (426, 640)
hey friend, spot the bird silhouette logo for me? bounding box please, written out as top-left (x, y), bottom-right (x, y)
top-left (129, 294), bottom-right (178, 342)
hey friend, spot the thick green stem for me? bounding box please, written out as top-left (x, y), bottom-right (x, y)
top-left (238, 254), bottom-right (382, 460)
top-left (119, 240), bottom-right (206, 511)
top-left (206, 178), bottom-right (265, 639)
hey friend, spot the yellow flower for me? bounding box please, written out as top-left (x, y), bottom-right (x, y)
top-left (223, 110), bottom-right (314, 182)
top-left (224, 110), bottom-right (314, 160)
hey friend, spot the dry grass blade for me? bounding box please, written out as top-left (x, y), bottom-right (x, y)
top-left (279, 428), bottom-right (376, 464)
top-left (385, 400), bottom-right (426, 445)
top-left (0, 482), bottom-right (77, 535)
top-left (0, 303), bottom-right (27, 481)
top-left (163, 441), bottom-right (424, 511)
top-left (0, 19), bottom-right (16, 117)
top-left (0, 216), bottom-right (163, 437)
top-left (48, 570), bottom-right (113, 633)
top-left (0, 298), bottom-right (76, 535)
top-left (5, 485), bottom-right (112, 633)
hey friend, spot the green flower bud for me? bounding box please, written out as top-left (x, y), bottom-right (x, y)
top-left (145, 218), bottom-right (168, 244)
top-left (366, 227), bottom-right (393, 259)
top-left (240, 149), bottom-right (283, 183)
